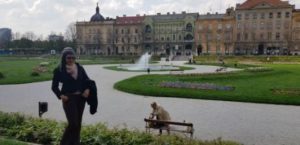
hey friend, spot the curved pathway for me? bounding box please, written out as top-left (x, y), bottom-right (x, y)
top-left (0, 62), bottom-right (300, 145)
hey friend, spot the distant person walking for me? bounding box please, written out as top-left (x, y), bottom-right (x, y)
top-left (51, 47), bottom-right (90, 145)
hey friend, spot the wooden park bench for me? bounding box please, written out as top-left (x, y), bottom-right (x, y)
top-left (169, 70), bottom-right (184, 75)
top-left (144, 118), bottom-right (194, 138)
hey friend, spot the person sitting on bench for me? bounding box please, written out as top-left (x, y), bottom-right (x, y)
top-left (149, 102), bottom-right (171, 129)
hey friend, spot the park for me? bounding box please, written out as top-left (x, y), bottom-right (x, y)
top-left (0, 54), bottom-right (300, 145)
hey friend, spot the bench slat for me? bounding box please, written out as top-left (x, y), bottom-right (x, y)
top-left (144, 118), bottom-right (193, 127)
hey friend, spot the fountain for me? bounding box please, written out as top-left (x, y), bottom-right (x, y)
top-left (117, 52), bottom-right (179, 71)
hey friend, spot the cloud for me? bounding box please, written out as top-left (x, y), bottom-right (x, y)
top-left (22, 0), bottom-right (42, 12)
top-left (0, 0), bottom-right (299, 37)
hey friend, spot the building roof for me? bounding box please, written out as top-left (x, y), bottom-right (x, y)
top-left (116, 16), bottom-right (145, 25)
top-left (198, 13), bottom-right (225, 20)
top-left (147, 12), bottom-right (199, 22)
top-left (90, 3), bottom-right (105, 22)
top-left (237, 0), bottom-right (292, 10)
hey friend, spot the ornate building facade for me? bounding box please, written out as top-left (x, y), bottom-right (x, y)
top-left (235, 0), bottom-right (294, 55)
top-left (291, 9), bottom-right (300, 55)
top-left (76, 0), bottom-right (299, 56)
top-left (143, 12), bottom-right (198, 57)
top-left (76, 3), bottom-right (114, 55)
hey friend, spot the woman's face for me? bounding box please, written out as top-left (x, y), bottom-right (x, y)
top-left (65, 54), bottom-right (76, 65)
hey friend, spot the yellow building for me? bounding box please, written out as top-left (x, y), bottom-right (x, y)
top-left (114, 15), bottom-right (144, 55)
top-left (195, 8), bottom-right (235, 55)
top-left (76, 4), bottom-right (114, 55)
top-left (291, 9), bottom-right (300, 55)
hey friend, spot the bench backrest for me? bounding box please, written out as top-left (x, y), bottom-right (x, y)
top-left (144, 118), bottom-right (193, 127)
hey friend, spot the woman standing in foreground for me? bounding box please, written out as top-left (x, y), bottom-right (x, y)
top-left (51, 47), bottom-right (90, 145)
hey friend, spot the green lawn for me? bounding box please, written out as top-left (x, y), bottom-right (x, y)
top-left (115, 64), bottom-right (300, 105)
top-left (0, 55), bottom-right (155, 84)
top-left (0, 137), bottom-right (27, 145)
top-left (0, 59), bottom-right (57, 85)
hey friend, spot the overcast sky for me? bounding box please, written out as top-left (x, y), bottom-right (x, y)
top-left (1, 0), bottom-right (299, 37)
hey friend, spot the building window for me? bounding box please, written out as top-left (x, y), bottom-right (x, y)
top-left (252, 22), bottom-right (257, 30)
top-left (127, 29), bottom-right (130, 34)
top-left (186, 23), bottom-right (193, 32)
top-left (260, 33), bottom-right (264, 40)
top-left (121, 29), bottom-right (124, 34)
top-left (284, 21), bottom-right (290, 29)
top-left (145, 25), bottom-right (152, 33)
top-left (173, 34), bottom-right (176, 41)
top-left (277, 12), bottom-right (281, 18)
top-left (244, 33), bottom-right (248, 40)
top-left (199, 25), bottom-right (203, 30)
top-left (237, 14), bottom-right (242, 20)
top-left (252, 32), bottom-right (256, 40)
top-left (261, 13), bottom-right (265, 19)
top-left (269, 12), bottom-right (273, 19)
top-left (276, 21), bottom-right (281, 29)
top-left (208, 24), bottom-right (212, 30)
top-left (276, 32), bottom-right (280, 40)
top-left (253, 13), bottom-right (257, 19)
top-left (267, 22), bottom-right (273, 30)
top-left (217, 34), bottom-right (221, 40)
top-left (268, 32), bottom-right (272, 40)
top-left (245, 13), bottom-right (249, 20)
top-left (115, 29), bottom-right (118, 34)
top-left (226, 24), bottom-right (231, 29)
top-left (237, 23), bottom-right (242, 29)
top-left (286, 12), bottom-right (290, 18)
top-left (135, 29), bottom-right (138, 33)
top-left (237, 33), bottom-right (241, 41)
top-left (217, 24), bottom-right (222, 30)
top-left (161, 37), bottom-right (164, 41)
top-left (260, 22), bottom-right (265, 30)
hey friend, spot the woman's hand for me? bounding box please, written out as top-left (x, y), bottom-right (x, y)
top-left (60, 95), bottom-right (68, 103)
top-left (82, 89), bottom-right (90, 98)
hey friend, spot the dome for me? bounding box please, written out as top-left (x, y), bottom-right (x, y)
top-left (90, 3), bottom-right (105, 22)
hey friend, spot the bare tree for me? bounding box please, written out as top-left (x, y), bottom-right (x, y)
top-left (65, 22), bottom-right (77, 42)
top-left (22, 31), bottom-right (37, 41)
top-left (12, 32), bottom-right (21, 40)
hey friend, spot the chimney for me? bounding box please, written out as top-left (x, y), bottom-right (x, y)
top-left (173, 12), bottom-right (176, 15)
top-left (157, 13), bottom-right (161, 15)
top-left (182, 11), bottom-right (186, 14)
top-left (136, 14), bottom-right (140, 17)
top-left (167, 12), bottom-right (170, 15)
top-left (123, 14), bottom-right (126, 17)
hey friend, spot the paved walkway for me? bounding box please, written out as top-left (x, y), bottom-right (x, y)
top-left (0, 62), bottom-right (300, 145)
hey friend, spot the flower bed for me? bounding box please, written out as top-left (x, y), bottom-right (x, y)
top-left (160, 82), bottom-right (235, 91)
